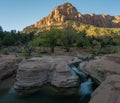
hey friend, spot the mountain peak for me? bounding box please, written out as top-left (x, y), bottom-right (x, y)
top-left (54, 2), bottom-right (78, 16)
top-left (32, 2), bottom-right (80, 28)
top-left (56, 2), bottom-right (76, 10)
top-left (22, 3), bottom-right (120, 33)
top-left (62, 2), bottom-right (73, 6)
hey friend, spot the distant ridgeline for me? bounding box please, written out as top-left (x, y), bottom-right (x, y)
top-left (22, 2), bottom-right (120, 36)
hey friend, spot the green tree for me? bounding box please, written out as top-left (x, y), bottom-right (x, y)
top-left (2, 34), bottom-right (15, 46)
top-left (99, 36), bottom-right (110, 47)
top-left (76, 30), bottom-right (89, 47)
top-left (62, 24), bottom-right (76, 52)
top-left (0, 29), bottom-right (5, 48)
top-left (22, 43), bottom-right (34, 57)
top-left (30, 36), bottom-right (41, 47)
top-left (92, 40), bottom-right (101, 53)
top-left (40, 29), bottom-right (60, 53)
top-left (0, 26), bottom-right (3, 32)
top-left (111, 33), bottom-right (120, 46)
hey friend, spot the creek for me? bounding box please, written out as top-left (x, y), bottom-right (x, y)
top-left (70, 64), bottom-right (98, 102)
top-left (0, 65), bottom-right (98, 103)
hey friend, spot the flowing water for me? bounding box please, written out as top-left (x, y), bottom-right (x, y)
top-left (70, 65), bottom-right (88, 80)
top-left (0, 65), bottom-right (98, 103)
top-left (70, 65), bottom-right (97, 102)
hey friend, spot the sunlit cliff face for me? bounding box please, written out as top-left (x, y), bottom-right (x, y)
top-left (22, 2), bottom-right (120, 35)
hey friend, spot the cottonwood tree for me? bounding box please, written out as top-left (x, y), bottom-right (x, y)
top-left (40, 29), bottom-right (60, 53)
top-left (62, 24), bottom-right (76, 52)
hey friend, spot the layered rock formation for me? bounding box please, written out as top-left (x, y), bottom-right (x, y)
top-left (89, 75), bottom-right (120, 103)
top-left (78, 55), bottom-right (120, 103)
top-left (80, 55), bottom-right (120, 82)
top-left (0, 55), bottom-right (20, 81)
top-left (23, 2), bottom-right (120, 33)
top-left (14, 56), bottom-right (79, 90)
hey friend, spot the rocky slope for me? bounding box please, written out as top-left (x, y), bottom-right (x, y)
top-left (23, 2), bottom-right (120, 33)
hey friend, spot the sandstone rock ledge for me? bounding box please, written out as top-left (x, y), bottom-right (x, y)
top-left (14, 56), bottom-right (79, 90)
top-left (81, 55), bottom-right (120, 82)
top-left (0, 55), bottom-right (20, 82)
top-left (89, 75), bottom-right (120, 103)
top-left (79, 55), bottom-right (120, 103)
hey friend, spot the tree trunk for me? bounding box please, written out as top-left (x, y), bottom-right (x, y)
top-left (51, 47), bottom-right (54, 53)
top-left (66, 46), bottom-right (70, 52)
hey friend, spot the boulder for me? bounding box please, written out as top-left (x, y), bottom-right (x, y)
top-left (89, 75), bottom-right (120, 103)
top-left (14, 58), bottom-right (50, 89)
top-left (78, 55), bottom-right (120, 103)
top-left (82, 55), bottom-right (120, 82)
top-left (0, 55), bottom-right (20, 81)
top-left (14, 56), bottom-right (79, 90)
top-left (51, 61), bottom-right (78, 87)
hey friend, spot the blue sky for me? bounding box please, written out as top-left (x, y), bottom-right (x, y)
top-left (0, 0), bottom-right (120, 31)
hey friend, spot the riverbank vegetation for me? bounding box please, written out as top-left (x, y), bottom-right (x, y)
top-left (0, 25), bottom-right (120, 57)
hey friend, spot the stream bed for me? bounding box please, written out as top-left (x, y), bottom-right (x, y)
top-left (0, 66), bottom-right (98, 103)
top-left (0, 87), bottom-right (89, 103)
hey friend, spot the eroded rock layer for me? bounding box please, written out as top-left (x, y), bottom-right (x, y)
top-left (14, 56), bottom-right (79, 90)
top-left (0, 55), bottom-right (20, 81)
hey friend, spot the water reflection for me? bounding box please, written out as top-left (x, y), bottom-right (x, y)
top-left (0, 87), bottom-right (89, 103)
